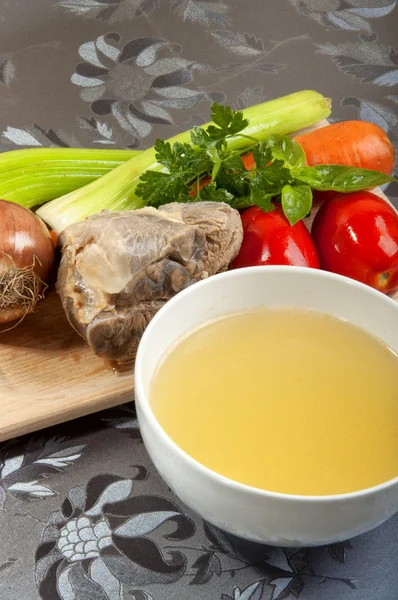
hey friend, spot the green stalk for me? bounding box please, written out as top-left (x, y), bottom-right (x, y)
top-left (0, 148), bottom-right (138, 171)
top-left (37, 90), bottom-right (332, 233)
top-left (0, 148), bottom-right (139, 208)
top-left (0, 165), bottom-right (125, 208)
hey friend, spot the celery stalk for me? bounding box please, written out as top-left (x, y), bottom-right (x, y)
top-left (0, 165), bottom-right (125, 208)
top-left (0, 148), bottom-right (137, 171)
top-left (37, 91), bottom-right (332, 233)
top-left (0, 148), bottom-right (138, 208)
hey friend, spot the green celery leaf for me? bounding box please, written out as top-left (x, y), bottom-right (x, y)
top-left (281, 184), bottom-right (312, 225)
top-left (138, 138), bottom-right (213, 206)
top-left (255, 159), bottom-right (292, 190)
top-left (210, 102), bottom-right (249, 137)
top-left (191, 103), bottom-right (249, 149)
top-left (136, 170), bottom-right (190, 206)
top-left (191, 127), bottom-right (214, 149)
top-left (253, 144), bottom-right (273, 170)
top-left (295, 165), bottom-right (394, 192)
top-left (153, 139), bottom-right (176, 171)
top-left (266, 134), bottom-right (306, 167)
top-left (172, 142), bottom-right (211, 174)
top-left (215, 164), bottom-right (250, 197)
top-left (250, 174), bottom-right (276, 212)
top-left (222, 154), bottom-right (247, 173)
top-left (245, 149), bottom-right (293, 213)
top-left (153, 139), bottom-right (210, 174)
top-left (198, 183), bottom-right (234, 203)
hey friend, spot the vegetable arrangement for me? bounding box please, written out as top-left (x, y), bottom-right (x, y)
top-left (36, 90), bottom-right (332, 233)
top-left (135, 120), bottom-right (392, 228)
top-left (0, 88), bottom-right (397, 331)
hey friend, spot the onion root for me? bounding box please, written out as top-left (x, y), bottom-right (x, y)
top-left (0, 253), bottom-right (47, 330)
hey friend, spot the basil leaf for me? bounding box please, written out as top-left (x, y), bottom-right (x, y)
top-left (281, 184), bottom-right (312, 226)
top-left (267, 134), bottom-right (306, 168)
top-left (293, 166), bottom-right (323, 188)
top-left (295, 165), bottom-right (394, 192)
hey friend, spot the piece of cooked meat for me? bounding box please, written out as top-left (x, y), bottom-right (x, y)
top-left (57, 201), bottom-right (243, 364)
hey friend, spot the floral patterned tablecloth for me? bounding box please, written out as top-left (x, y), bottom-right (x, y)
top-left (0, 1), bottom-right (397, 599)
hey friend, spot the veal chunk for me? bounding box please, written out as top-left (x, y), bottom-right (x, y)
top-left (57, 201), bottom-right (243, 364)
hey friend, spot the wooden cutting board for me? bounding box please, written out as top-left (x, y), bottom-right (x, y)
top-left (0, 119), bottom-right (397, 442)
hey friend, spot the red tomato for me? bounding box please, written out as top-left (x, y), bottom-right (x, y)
top-left (312, 191), bottom-right (398, 295)
top-left (230, 206), bottom-right (320, 269)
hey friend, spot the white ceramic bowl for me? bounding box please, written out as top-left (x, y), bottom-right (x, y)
top-left (135, 266), bottom-right (398, 547)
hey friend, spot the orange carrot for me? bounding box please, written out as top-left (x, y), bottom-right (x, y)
top-left (190, 120), bottom-right (395, 198)
top-left (189, 176), bottom-right (212, 196)
top-left (237, 122), bottom-right (395, 175)
top-left (294, 120), bottom-right (395, 175)
top-left (241, 152), bottom-right (255, 171)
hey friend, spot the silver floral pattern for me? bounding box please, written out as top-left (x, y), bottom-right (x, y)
top-left (33, 458), bottom-right (359, 600)
top-left (0, 436), bottom-right (87, 509)
top-left (72, 33), bottom-right (222, 143)
top-left (316, 40), bottom-right (398, 87)
top-left (0, 1), bottom-right (398, 598)
top-left (35, 472), bottom-right (195, 599)
top-left (286, 0), bottom-right (397, 33)
top-left (59, 0), bottom-right (161, 22)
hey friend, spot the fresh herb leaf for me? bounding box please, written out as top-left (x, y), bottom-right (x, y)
top-left (191, 103), bottom-right (249, 150)
top-left (250, 175), bottom-right (275, 212)
top-left (281, 184), bottom-right (312, 225)
top-left (295, 165), bottom-right (394, 192)
top-left (255, 159), bottom-right (292, 189)
top-left (211, 153), bottom-right (247, 190)
top-left (198, 183), bottom-right (234, 203)
top-left (210, 102), bottom-right (249, 138)
top-left (215, 156), bottom-right (250, 197)
top-left (252, 144), bottom-right (272, 170)
top-left (137, 139), bottom-right (212, 205)
top-left (191, 127), bottom-right (214, 149)
top-left (154, 140), bottom-right (211, 175)
top-left (222, 154), bottom-right (247, 173)
top-left (266, 135), bottom-right (306, 168)
top-left (136, 170), bottom-right (190, 206)
top-left (153, 139), bottom-right (176, 171)
top-left (293, 166), bottom-right (323, 188)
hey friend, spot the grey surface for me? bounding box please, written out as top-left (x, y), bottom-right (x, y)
top-left (0, 1), bottom-right (397, 599)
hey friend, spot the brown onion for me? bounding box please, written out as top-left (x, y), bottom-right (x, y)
top-left (0, 199), bottom-right (54, 326)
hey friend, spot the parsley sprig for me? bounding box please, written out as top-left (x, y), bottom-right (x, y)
top-left (136, 103), bottom-right (394, 225)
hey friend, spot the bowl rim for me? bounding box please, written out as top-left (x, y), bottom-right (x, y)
top-left (135, 266), bottom-right (398, 503)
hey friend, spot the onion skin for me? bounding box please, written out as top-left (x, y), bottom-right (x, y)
top-left (0, 200), bottom-right (55, 325)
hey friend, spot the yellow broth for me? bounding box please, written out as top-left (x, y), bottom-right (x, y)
top-left (150, 308), bottom-right (398, 495)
